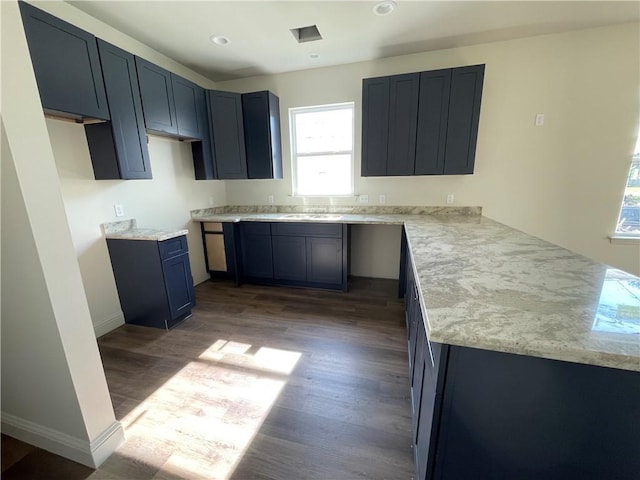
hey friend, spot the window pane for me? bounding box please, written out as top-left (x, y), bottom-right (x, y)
top-left (616, 128), bottom-right (640, 235)
top-left (295, 108), bottom-right (353, 154)
top-left (296, 154), bottom-right (352, 196)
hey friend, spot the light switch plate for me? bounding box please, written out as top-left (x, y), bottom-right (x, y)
top-left (379, 195), bottom-right (386, 204)
top-left (359, 194), bottom-right (369, 204)
top-left (535, 113), bottom-right (545, 126)
top-left (114, 204), bottom-right (124, 217)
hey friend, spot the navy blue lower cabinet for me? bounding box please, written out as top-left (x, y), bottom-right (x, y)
top-left (272, 236), bottom-right (307, 282)
top-left (161, 253), bottom-right (196, 327)
top-left (305, 237), bottom-right (343, 285)
top-left (238, 222), bottom-right (348, 291)
top-left (106, 235), bottom-right (194, 329)
top-left (240, 223), bottom-right (273, 279)
top-left (404, 286), bottom-right (640, 479)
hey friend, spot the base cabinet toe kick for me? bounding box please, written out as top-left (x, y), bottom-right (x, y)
top-left (400, 230), bottom-right (640, 480)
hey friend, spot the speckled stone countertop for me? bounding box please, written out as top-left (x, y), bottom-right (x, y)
top-left (102, 219), bottom-right (188, 242)
top-left (191, 206), bottom-right (640, 372)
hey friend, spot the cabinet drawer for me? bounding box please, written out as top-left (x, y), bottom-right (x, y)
top-left (271, 222), bottom-right (342, 237)
top-left (241, 222), bottom-right (271, 236)
top-left (159, 235), bottom-right (188, 259)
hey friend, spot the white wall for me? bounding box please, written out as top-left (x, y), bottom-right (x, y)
top-left (350, 225), bottom-right (403, 279)
top-left (1, 1), bottom-right (123, 466)
top-left (48, 121), bottom-right (226, 335)
top-left (217, 23), bottom-right (640, 276)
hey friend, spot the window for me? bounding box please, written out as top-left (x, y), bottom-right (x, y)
top-left (615, 129), bottom-right (640, 235)
top-left (290, 103), bottom-right (354, 196)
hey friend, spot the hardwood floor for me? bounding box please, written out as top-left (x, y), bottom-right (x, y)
top-left (2, 278), bottom-right (414, 479)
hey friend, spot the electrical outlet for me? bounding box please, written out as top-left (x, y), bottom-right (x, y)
top-left (208, 196), bottom-right (215, 206)
top-left (446, 194), bottom-right (454, 205)
top-left (379, 194), bottom-right (386, 204)
top-left (358, 194), bottom-right (369, 204)
top-left (268, 195), bottom-right (274, 204)
top-left (114, 204), bottom-right (124, 217)
top-left (535, 113), bottom-right (545, 126)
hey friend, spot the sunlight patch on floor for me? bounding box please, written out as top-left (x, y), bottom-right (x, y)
top-left (113, 340), bottom-right (301, 479)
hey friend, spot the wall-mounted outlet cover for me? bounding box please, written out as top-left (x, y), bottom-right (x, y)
top-left (208, 196), bottom-right (215, 205)
top-left (268, 194), bottom-right (274, 204)
top-left (535, 113), bottom-right (545, 126)
top-left (114, 204), bottom-right (124, 217)
top-left (379, 195), bottom-right (386, 204)
top-left (446, 194), bottom-right (454, 204)
top-left (358, 194), bottom-right (369, 203)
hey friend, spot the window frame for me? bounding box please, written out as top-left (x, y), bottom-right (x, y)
top-left (289, 102), bottom-right (355, 197)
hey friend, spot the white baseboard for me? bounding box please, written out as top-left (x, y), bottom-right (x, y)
top-left (1, 412), bottom-right (125, 468)
top-left (93, 311), bottom-right (125, 338)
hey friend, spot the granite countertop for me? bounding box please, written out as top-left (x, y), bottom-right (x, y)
top-left (191, 206), bottom-right (640, 372)
top-left (102, 219), bottom-right (188, 242)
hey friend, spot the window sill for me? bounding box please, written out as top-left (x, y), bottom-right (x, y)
top-left (609, 235), bottom-right (640, 244)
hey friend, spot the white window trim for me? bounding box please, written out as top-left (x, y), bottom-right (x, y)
top-left (289, 102), bottom-right (355, 197)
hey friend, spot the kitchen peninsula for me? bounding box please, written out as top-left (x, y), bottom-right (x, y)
top-left (192, 205), bottom-right (640, 479)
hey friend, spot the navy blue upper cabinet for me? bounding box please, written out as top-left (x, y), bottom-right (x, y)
top-left (362, 73), bottom-right (419, 176)
top-left (136, 58), bottom-right (207, 140)
top-left (191, 90), bottom-right (216, 180)
top-left (85, 40), bottom-right (152, 180)
top-left (362, 64), bottom-right (484, 177)
top-left (135, 57), bottom-right (178, 135)
top-left (19, 1), bottom-right (109, 120)
top-left (443, 65), bottom-right (484, 174)
top-left (171, 74), bottom-right (205, 139)
top-left (242, 91), bottom-right (283, 179)
top-left (415, 69), bottom-right (451, 175)
top-left (361, 76), bottom-right (390, 176)
top-left (387, 73), bottom-right (420, 176)
top-left (208, 90), bottom-right (248, 179)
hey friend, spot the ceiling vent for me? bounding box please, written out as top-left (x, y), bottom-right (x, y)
top-left (290, 25), bottom-right (322, 43)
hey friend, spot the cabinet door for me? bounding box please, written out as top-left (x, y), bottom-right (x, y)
top-left (387, 73), bottom-right (420, 176)
top-left (208, 90), bottom-right (248, 179)
top-left (361, 77), bottom-right (390, 176)
top-left (415, 69), bottom-right (451, 175)
top-left (415, 343), bottom-right (439, 480)
top-left (135, 57), bottom-right (178, 135)
top-left (19, 2), bottom-right (109, 120)
top-left (192, 87), bottom-right (216, 179)
top-left (242, 91), bottom-right (283, 179)
top-left (411, 316), bottom-right (427, 438)
top-left (306, 237), bottom-right (342, 285)
top-left (273, 236), bottom-right (307, 281)
top-left (172, 73), bottom-right (204, 139)
top-left (161, 252), bottom-right (195, 324)
top-left (86, 40), bottom-right (152, 179)
top-left (241, 224), bottom-right (273, 279)
top-left (443, 65), bottom-right (484, 175)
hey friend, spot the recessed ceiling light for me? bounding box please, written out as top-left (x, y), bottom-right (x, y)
top-left (309, 52), bottom-right (320, 59)
top-left (209, 35), bottom-right (231, 46)
top-left (373, 0), bottom-right (397, 16)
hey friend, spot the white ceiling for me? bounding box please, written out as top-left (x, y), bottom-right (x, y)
top-left (68, 1), bottom-right (640, 82)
